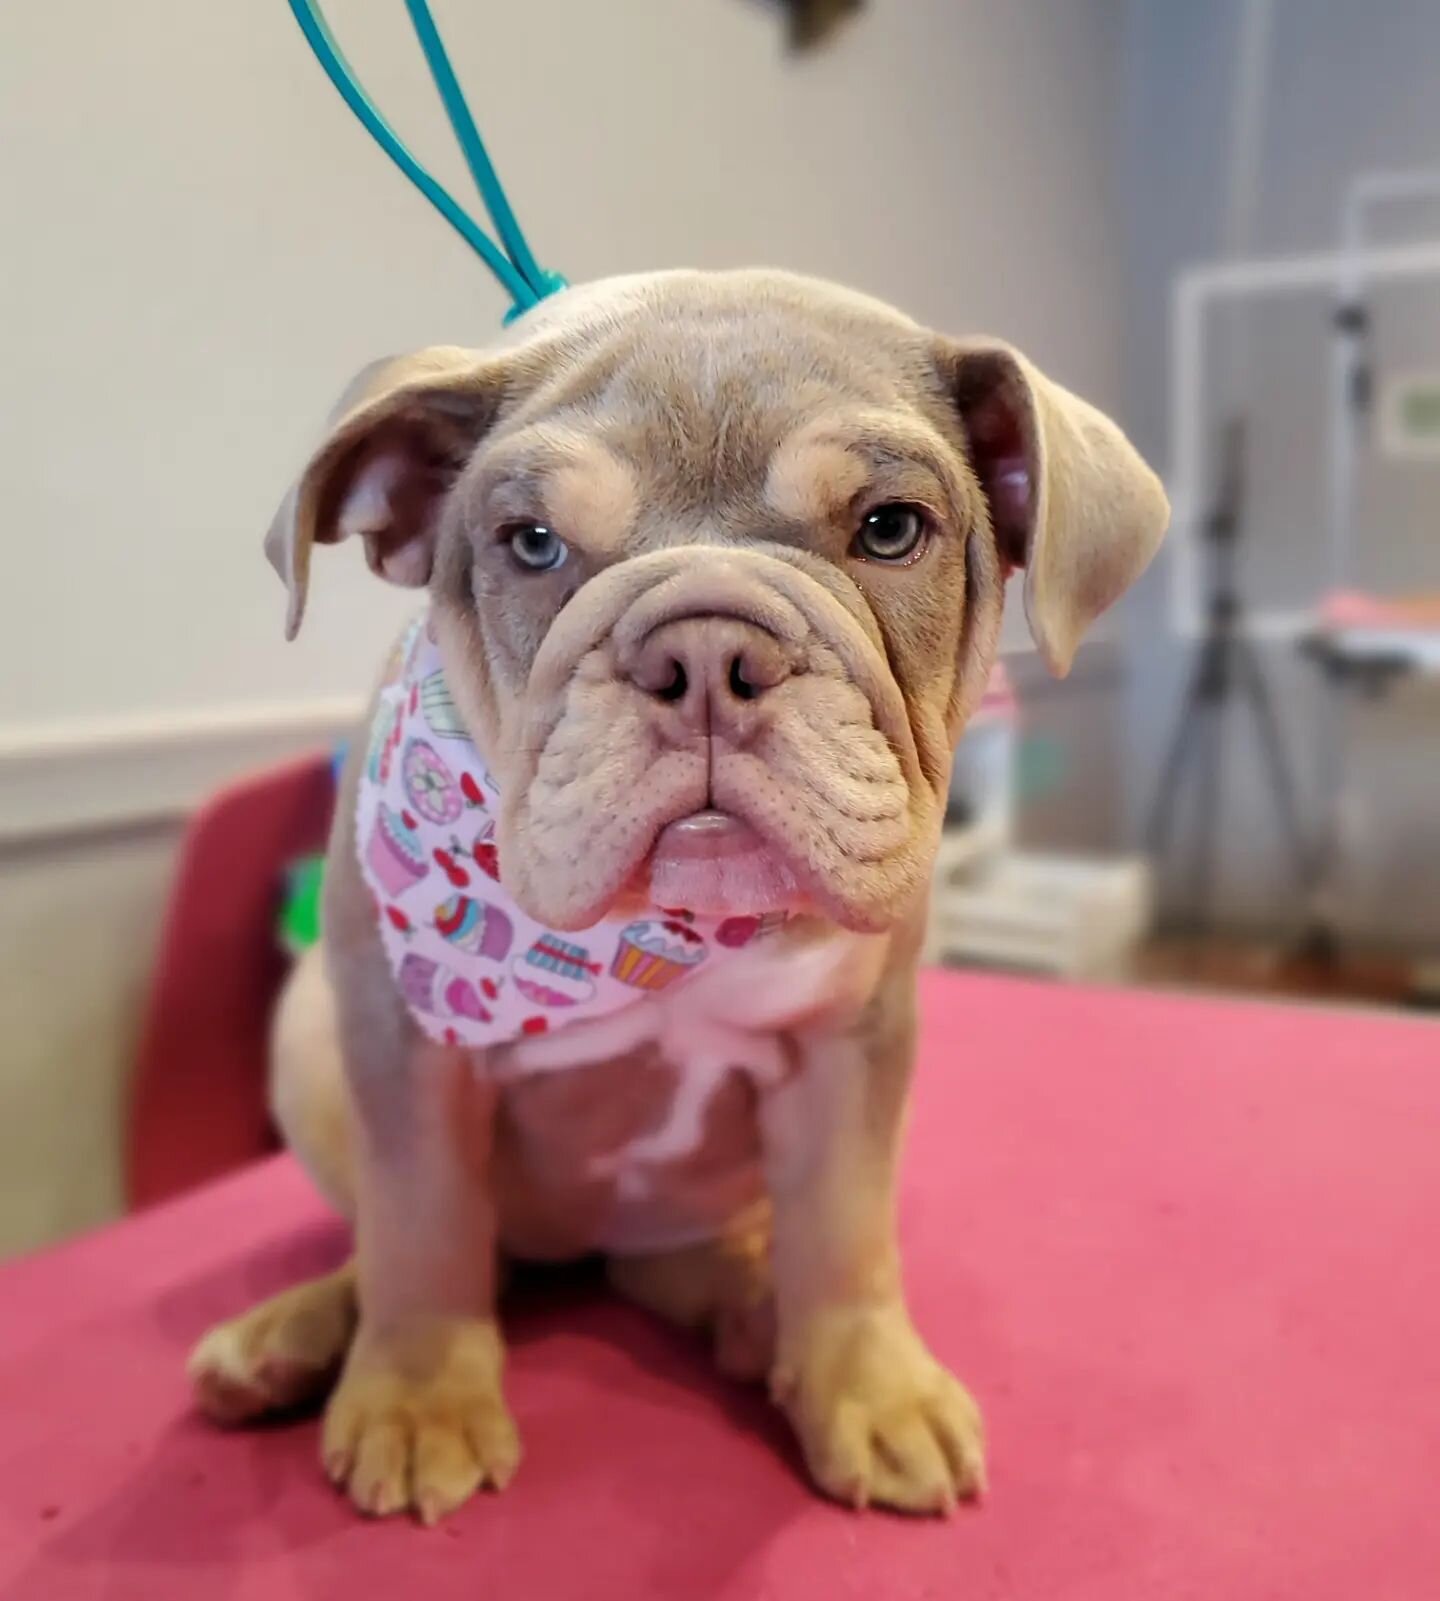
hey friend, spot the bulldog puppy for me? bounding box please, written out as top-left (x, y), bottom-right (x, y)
top-left (189, 269), bottom-right (1167, 1522)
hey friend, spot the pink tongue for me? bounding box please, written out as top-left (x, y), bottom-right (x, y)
top-left (653, 811), bottom-right (761, 860)
top-left (649, 812), bottom-right (798, 915)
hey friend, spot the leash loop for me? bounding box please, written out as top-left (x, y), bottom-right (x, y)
top-left (287, 0), bottom-right (567, 321)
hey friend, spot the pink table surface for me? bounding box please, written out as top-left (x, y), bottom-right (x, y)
top-left (2, 973), bottom-right (1438, 1600)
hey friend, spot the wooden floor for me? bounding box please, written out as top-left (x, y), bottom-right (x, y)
top-left (1136, 935), bottom-right (1438, 1012)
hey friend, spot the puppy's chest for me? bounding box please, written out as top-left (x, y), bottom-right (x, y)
top-left (496, 1022), bottom-right (775, 1240)
top-left (493, 973), bottom-right (788, 1235)
top-left (486, 936), bottom-right (855, 1254)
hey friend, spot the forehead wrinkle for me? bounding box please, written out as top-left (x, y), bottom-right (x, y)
top-left (476, 418), bottom-right (597, 495)
top-left (545, 440), bottom-right (639, 553)
top-left (491, 314), bottom-right (931, 538)
top-left (503, 330), bottom-right (633, 426)
top-left (764, 432), bottom-right (869, 526)
top-left (764, 405), bottom-right (961, 526)
top-left (589, 317), bottom-right (876, 479)
top-left (593, 394), bottom-right (783, 525)
top-left (818, 407), bottom-right (957, 476)
top-left (467, 418), bottom-right (613, 534)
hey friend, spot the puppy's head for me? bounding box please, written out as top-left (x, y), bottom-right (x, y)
top-left (269, 271), bottom-right (1167, 933)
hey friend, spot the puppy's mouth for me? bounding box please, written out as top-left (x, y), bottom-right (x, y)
top-left (643, 809), bottom-right (802, 917)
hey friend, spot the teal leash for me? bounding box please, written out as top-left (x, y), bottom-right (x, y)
top-left (286, 0), bottom-right (567, 322)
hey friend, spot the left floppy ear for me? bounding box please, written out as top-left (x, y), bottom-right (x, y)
top-left (264, 346), bottom-right (505, 640)
top-left (938, 340), bottom-right (1170, 677)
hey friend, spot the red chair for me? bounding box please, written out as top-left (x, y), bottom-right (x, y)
top-left (125, 752), bottom-right (336, 1210)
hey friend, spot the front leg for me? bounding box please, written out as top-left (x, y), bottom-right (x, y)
top-left (760, 974), bottom-right (985, 1514)
top-left (323, 1031), bottom-right (519, 1524)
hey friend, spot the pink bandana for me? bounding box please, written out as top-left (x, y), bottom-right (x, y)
top-left (354, 619), bottom-right (786, 1048)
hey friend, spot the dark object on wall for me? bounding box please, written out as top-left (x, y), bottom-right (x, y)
top-left (776, 0), bottom-right (865, 50)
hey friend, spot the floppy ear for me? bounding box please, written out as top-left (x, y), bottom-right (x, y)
top-left (938, 340), bottom-right (1169, 677)
top-left (265, 346), bottom-right (504, 639)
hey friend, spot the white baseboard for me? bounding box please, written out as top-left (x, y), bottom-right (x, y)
top-left (0, 698), bottom-right (363, 848)
top-left (0, 640), bottom-right (1120, 850)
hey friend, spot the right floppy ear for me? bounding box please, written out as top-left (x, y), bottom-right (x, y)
top-left (265, 346), bottom-right (505, 639)
top-left (937, 338), bottom-right (1169, 678)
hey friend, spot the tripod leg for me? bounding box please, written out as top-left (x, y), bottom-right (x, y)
top-left (1233, 632), bottom-right (1311, 888)
top-left (1296, 664), bottom-right (1351, 961)
top-left (1183, 691), bottom-right (1225, 947)
top-left (1146, 661), bottom-right (1213, 856)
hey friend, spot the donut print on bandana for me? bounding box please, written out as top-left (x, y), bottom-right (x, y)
top-left (353, 616), bottom-right (789, 1050)
top-left (402, 739), bottom-right (463, 825)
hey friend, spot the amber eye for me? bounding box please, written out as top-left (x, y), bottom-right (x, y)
top-left (854, 503), bottom-right (930, 564)
top-left (503, 522), bottom-right (568, 572)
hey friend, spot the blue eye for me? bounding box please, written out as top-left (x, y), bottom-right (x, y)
top-left (855, 503), bottom-right (930, 564)
top-left (504, 522), bottom-right (568, 572)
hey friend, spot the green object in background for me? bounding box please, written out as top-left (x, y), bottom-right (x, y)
top-left (279, 854), bottom-right (327, 954)
top-left (1016, 735), bottom-right (1066, 804)
top-left (1399, 385), bottom-right (1440, 438)
top-left (1381, 371), bottom-right (1440, 460)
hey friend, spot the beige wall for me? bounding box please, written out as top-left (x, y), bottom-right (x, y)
top-left (0, 0), bottom-right (1131, 1254)
top-left (1, 0), bottom-right (1128, 739)
top-left (0, 828), bottom-right (177, 1257)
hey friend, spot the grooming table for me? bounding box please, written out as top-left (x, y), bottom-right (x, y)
top-left (2, 973), bottom-right (1437, 1600)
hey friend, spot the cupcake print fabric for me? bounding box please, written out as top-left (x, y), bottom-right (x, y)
top-left (354, 618), bottom-right (788, 1049)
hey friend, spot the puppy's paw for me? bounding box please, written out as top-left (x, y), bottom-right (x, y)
top-left (189, 1266), bottom-right (357, 1425)
top-left (322, 1317), bottom-right (520, 1525)
top-left (773, 1303), bottom-right (985, 1516)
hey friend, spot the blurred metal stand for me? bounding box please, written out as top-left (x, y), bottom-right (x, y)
top-left (1146, 420), bottom-right (1309, 937)
top-left (1162, 237), bottom-right (1440, 956)
top-left (1295, 168), bottom-right (1440, 960)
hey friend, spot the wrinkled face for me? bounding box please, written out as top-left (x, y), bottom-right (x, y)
top-left (431, 299), bottom-right (998, 932)
top-left (269, 271), bottom-right (1168, 934)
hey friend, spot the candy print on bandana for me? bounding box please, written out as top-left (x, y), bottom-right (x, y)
top-left (512, 935), bottom-right (602, 1007)
top-left (354, 616), bottom-right (789, 1050)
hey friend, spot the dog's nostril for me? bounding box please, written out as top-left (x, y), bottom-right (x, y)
top-left (728, 656), bottom-right (759, 702)
top-left (656, 659), bottom-right (689, 704)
